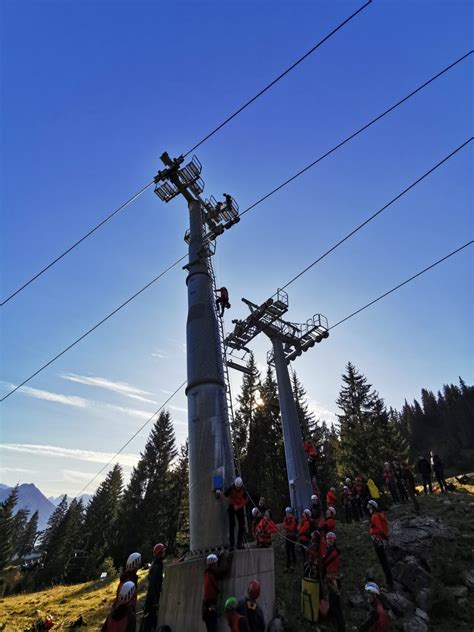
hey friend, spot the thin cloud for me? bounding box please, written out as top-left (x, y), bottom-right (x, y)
top-left (0, 443), bottom-right (139, 468)
top-left (0, 467), bottom-right (38, 474)
top-left (1, 383), bottom-right (89, 408)
top-left (169, 404), bottom-right (187, 414)
top-left (151, 349), bottom-right (168, 359)
top-left (62, 374), bottom-right (157, 404)
top-left (309, 399), bottom-right (337, 425)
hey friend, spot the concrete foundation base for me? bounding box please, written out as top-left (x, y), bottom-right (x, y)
top-left (158, 548), bottom-right (275, 631)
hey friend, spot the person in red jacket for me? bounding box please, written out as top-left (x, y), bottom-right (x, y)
top-left (326, 487), bottom-right (337, 510)
top-left (368, 500), bottom-right (393, 589)
top-left (352, 476), bottom-right (364, 521)
top-left (215, 287), bottom-right (231, 317)
top-left (305, 529), bottom-right (326, 580)
top-left (323, 532), bottom-right (345, 632)
top-left (282, 507), bottom-right (298, 572)
top-left (383, 462), bottom-right (399, 503)
top-left (297, 509), bottom-right (312, 564)
top-left (358, 582), bottom-right (389, 632)
top-left (255, 510), bottom-right (277, 548)
top-left (202, 552), bottom-right (233, 632)
top-left (102, 581), bottom-right (137, 632)
top-left (321, 507), bottom-right (336, 533)
top-left (224, 477), bottom-right (248, 550)
top-left (224, 597), bottom-right (250, 632)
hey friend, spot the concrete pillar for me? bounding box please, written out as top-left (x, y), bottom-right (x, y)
top-left (271, 336), bottom-right (312, 517)
top-left (186, 200), bottom-right (235, 551)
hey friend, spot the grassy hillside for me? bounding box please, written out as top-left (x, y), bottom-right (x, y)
top-left (0, 571), bottom-right (148, 630)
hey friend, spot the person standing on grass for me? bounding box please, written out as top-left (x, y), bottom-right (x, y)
top-left (282, 507), bottom-right (297, 572)
top-left (433, 454), bottom-right (448, 493)
top-left (322, 532), bottom-right (345, 632)
top-left (367, 500), bottom-right (393, 590)
top-left (417, 455), bottom-right (433, 494)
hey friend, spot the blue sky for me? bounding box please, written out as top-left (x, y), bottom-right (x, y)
top-left (1, 0), bottom-right (472, 497)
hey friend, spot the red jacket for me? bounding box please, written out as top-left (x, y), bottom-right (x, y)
top-left (282, 515), bottom-right (298, 535)
top-left (203, 567), bottom-right (220, 604)
top-left (364, 600), bottom-right (389, 632)
top-left (369, 512), bottom-right (389, 540)
top-left (323, 545), bottom-right (340, 575)
top-left (225, 485), bottom-right (248, 510)
top-left (228, 610), bottom-right (250, 632)
top-left (326, 490), bottom-right (337, 507)
top-left (297, 516), bottom-right (311, 544)
top-left (323, 517), bottom-right (336, 532)
top-left (342, 488), bottom-right (352, 505)
top-left (304, 441), bottom-right (318, 459)
top-left (255, 517), bottom-right (277, 547)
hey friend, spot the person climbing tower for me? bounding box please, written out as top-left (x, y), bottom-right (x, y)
top-left (215, 286), bottom-right (231, 317)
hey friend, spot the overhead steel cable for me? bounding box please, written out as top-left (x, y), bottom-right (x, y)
top-left (73, 240), bottom-right (472, 496)
top-left (238, 50), bottom-right (473, 219)
top-left (182, 0), bottom-right (372, 156)
top-left (0, 181), bottom-right (155, 307)
top-left (279, 137), bottom-right (473, 291)
top-left (0, 254), bottom-right (187, 402)
top-left (1, 137), bottom-right (470, 402)
top-left (329, 240), bottom-right (473, 330)
top-left (2, 2), bottom-right (372, 307)
top-left (75, 379), bottom-right (187, 497)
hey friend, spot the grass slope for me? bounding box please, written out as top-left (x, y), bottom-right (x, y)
top-left (0, 571), bottom-right (148, 630)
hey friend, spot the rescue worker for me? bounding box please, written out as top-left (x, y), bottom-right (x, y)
top-left (224, 477), bottom-right (248, 550)
top-left (297, 509), bottom-right (312, 563)
top-left (236, 580), bottom-right (266, 632)
top-left (382, 462), bottom-right (399, 503)
top-left (102, 581), bottom-right (137, 632)
top-left (352, 476), bottom-right (364, 520)
top-left (140, 543), bottom-right (165, 632)
top-left (367, 500), bottom-right (393, 589)
top-left (417, 455), bottom-right (433, 494)
top-left (326, 486), bottom-right (337, 510)
top-left (250, 507), bottom-right (261, 540)
top-left (114, 552), bottom-right (141, 611)
top-left (323, 532), bottom-right (345, 632)
top-left (433, 454), bottom-right (448, 493)
top-left (342, 485), bottom-right (352, 523)
top-left (310, 494), bottom-right (322, 521)
top-left (202, 552), bottom-right (233, 632)
top-left (255, 510), bottom-right (276, 548)
top-left (304, 528), bottom-right (325, 580)
top-left (224, 597), bottom-right (251, 632)
top-left (303, 437), bottom-right (318, 478)
top-left (392, 460), bottom-right (408, 502)
top-left (402, 462), bottom-right (420, 512)
top-left (216, 287), bottom-right (231, 317)
top-left (257, 496), bottom-right (267, 515)
top-left (322, 507), bottom-right (336, 533)
top-left (358, 582), bottom-right (389, 631)
top-left (282, 506), bottom-right (297, 572)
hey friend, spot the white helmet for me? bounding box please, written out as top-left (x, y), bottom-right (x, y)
top-left (118, 580), bottom-right (136, 604)
top-left (311, 494), bottom-right (318, 501)
top-left (326, 531), bottom-right (337, 541)
top-left (327, 506), bottom-right (336, 517)
top-left (252, 507), bottom-right (259, 517)
top-left (345, 478), bottom-right (351, 484)
top-left (285, 507), bottom-right (293, 513)
top-left (330, 487), bottom-right (336, 492)
top-left (365, 582), bottom-right (380, 595)
top-left (234, 477), bottom-right (243, 488)
top-left (367, 500), bottom-right (378, 511)
top-left (206, 553), bottom-right (218, 564)
top-left (343, 485), bottom-right (348, 490)
top-left (125, 552), bottom-right (141, 571)
top-left (303, 509), bottom-right (312, 517)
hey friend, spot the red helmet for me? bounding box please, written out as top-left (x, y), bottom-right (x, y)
top-left (153, 543), bottom-right (165, 557)
top-left (248, 579), bottom-right (260, 600)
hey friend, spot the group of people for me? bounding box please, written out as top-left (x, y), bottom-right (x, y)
top-left (101, 544), bottom-right (165, 632)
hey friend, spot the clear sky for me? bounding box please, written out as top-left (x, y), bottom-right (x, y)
top-left (1, 0), bottom-right (472, 497)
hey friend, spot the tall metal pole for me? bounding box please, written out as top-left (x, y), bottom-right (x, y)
top-left (271, 336), bottom-right (313, 517)
top-left (186, 199), bottom-right (235, 552)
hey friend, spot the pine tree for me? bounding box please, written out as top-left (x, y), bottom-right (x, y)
top-left (242, 366), bottom-right (289, 515)
top-left (291, 370), bottom-right (316, 438)
top-left (115, 410), bottom-right (178, 564)
top-left (81, 464), bottom-right (123, 579)
top-left (0, 486), bottom-right (18, 571)
top-left (232, 353), bottom-right (259, 464)
top-left (17, 510), bottom-right (39, 558)
top-left (11, 508), bottom-right (29, 558)
top-left (171, 441), bottom-right (189, 553)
